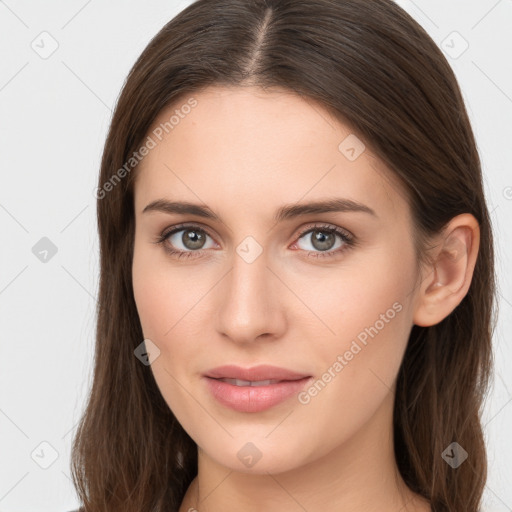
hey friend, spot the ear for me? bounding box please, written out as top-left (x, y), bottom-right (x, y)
top-left (413, 213), bottom-right (480, 327)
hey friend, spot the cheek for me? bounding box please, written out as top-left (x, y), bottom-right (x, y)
top-left (132, 242), bottom-right (212, 398)
top-left (132, 258), bottom-right (168, 340)
top-left (288, 270), bottom-right (414, 464)
top-left (132, 247), bottom-right (201, 415)
top-left (311, 247), bottom-right (415, 350)
top-left (132, 240), bottom-right (193, 339)
top-left (303, 247), bottom-right (416, 405)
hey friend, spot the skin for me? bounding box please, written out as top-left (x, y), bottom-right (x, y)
top-left (131, 85), bottom-right (480, 512)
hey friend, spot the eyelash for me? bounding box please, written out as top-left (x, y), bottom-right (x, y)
top-left (152, 222), bottom-right (356, 261)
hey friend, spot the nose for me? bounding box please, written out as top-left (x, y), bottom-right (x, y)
top-left (215, 244), bottom-right (287, 345)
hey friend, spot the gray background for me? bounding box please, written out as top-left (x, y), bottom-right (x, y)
top-left (0, 1), bottom-right (511, 510)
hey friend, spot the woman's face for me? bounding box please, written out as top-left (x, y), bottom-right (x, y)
top-left (132, 85), bottom-right (423, 474)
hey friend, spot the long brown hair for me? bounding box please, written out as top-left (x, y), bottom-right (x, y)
top-left (70, 1), bottom-right (497, 510)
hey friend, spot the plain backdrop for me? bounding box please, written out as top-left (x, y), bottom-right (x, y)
top-left (0, 1), bottom-right (511, 511)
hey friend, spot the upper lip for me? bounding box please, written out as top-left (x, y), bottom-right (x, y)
top-left (204, 365), bottom-right (310, 382)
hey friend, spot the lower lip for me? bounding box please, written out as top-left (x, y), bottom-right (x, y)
top-left (203, 376), bottom-right (312, 413)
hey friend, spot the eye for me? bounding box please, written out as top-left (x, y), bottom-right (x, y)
top-left (292, 223), bottom-right (355, 259)
top-left (153, 222), bottom-right (355, 260)
top-left (154, 224), bottom-right (216, 259)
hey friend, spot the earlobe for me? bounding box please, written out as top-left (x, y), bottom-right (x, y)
top-left (413, 214), bottom-right (480, 327)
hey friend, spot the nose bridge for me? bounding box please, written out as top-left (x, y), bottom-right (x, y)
top-left (216, 236), bottom-right (284, 342)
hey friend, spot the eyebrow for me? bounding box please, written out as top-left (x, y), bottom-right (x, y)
top-left (142, 198), bottom-right (377, 222)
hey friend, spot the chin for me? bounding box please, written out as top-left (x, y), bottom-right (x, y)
top-left (202, 437), bottom-right (315, 476)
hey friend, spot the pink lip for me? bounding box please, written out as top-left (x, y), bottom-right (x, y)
top-left (203, 365), bottom-right (312, 413)
top-left (203, 364), bottom-right (310, 382)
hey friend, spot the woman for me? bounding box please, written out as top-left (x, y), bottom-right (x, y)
top-left (70, 1), bottom-right (496, 511)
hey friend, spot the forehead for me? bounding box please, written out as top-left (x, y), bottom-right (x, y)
top-left (134, 85), bottom-right (409, 222)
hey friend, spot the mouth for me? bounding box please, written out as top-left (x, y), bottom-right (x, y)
top-left (203, 372), bottom-right (313, 413)
top-left (210, 377), bottom-right (292, 387)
